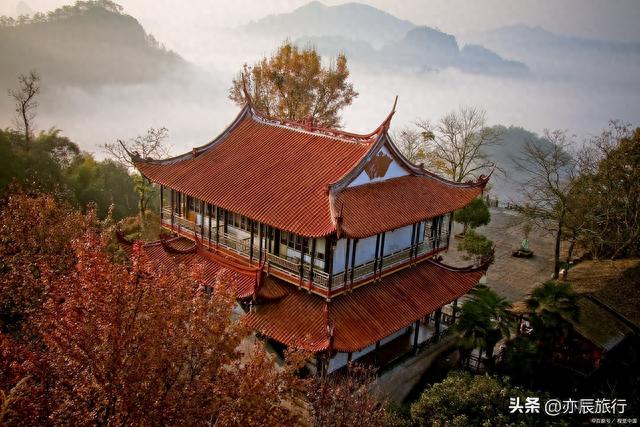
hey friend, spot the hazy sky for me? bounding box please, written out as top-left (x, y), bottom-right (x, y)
top-left (4, 0), bottom-right (640, 45)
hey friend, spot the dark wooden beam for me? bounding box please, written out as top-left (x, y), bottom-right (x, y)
top-left (309, 238), bottom-right (316, 285)
top-left (349, 238), bottom-right (358, 287)
top-left (201, 200), bottom-right (205, 237)
top-left (170, 189), bottom-right (175, 228)
top-left (258, 222), bottom-right (264, 263)
top-left (409, 223), bottom-right (416, 260)
top-left (434, 308), bottom-right (442, 341)
top-left (249, 220), bottom-right (255, 263)
top-left (378, 232), bottom-right (386, 276)
top-left (342, 238), bottom-right (351, 286)
top-left (208, 204), bottom-right (212, 243)
top-left (413, 320), bottom-right (420, 353)
top-left (373, 233), bottom-right (381, 272)
top-left (215, 206), bottom-right (220, 245)
top-left (326, 235), bottom-right (335, 295)
top-left (160, 186), bottom-right (164, 221)
top-left (298, 241), bottom-right (304, 286)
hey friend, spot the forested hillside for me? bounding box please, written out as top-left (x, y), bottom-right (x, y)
top-left (0, 0), bottom-right (187, 86)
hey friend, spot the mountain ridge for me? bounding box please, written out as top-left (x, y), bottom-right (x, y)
top-left (0, 1), bottom-right (188, 87)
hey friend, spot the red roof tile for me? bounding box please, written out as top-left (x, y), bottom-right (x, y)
top-left (136, 106), bottom-right (375, 238)
top-left (136, 104), bottom-right (490, 238)
top-left (245, 260), bottom-right (486, 353)
top-left (122, 237), bottom-right (259, 299)
top-left (334, 175), bottom-right (485, 238)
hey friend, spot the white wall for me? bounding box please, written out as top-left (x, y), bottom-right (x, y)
top-left (382, 224), bottom-right (414, 256)
top-left (348, 145), bottom-right (409, 187)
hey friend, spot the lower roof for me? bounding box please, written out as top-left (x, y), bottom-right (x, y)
top-left (118, 236), bottom-right (287, 301)
top-left (569, 297), bottom-right (633, 352)
top-left (334, 175), bottom-right (484, 238)
top-left (245, 259), bottom-right (486, 353)
top-left (119, 234), bottom-right (486, 353)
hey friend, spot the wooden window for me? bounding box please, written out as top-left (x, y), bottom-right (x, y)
top-left (280, 232), bottom-right (324, 260)
top-left (226, 212), bottom-right (252, 232)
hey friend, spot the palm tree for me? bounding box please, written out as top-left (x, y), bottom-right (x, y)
top-left (525, 280), bottom-right (579, 354)
top-left (455, 284), bottom-right (513, 370)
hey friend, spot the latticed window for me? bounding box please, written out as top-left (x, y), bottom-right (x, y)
top-left (280, 232), bottom-right (324, 260)
top-left (226, 212), bottom-right (252, 232)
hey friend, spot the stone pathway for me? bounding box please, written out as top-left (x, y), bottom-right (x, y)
top-left (442, 208), bottom-right (568, 302)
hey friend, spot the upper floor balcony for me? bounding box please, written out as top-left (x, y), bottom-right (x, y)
top-left (160, 196), bottom-right (452, 299)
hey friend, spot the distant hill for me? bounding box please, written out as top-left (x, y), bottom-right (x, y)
top-left (254, 2), bottom-right (528, 76)
top-left (0, 1), bottom-right (188, 87)
top-left (297, 25), bottom-right (528, 76)
top-left (482, 125), bottom-right (556, 203)
top-left (244, 1), bottom-right (415, 48)
top-left (469, 24), bottom-right (640, 79)
top-left (475, 24), bottom-right (640, 57)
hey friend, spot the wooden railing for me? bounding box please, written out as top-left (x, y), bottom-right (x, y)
top-left (161, 212), bottom-right (450, 296)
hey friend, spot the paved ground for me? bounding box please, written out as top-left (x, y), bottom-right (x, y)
top-left (442, 208), bottom-right (568, 302)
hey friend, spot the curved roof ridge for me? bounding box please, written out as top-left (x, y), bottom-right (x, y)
top-left (136, 104), bottom-right (253, 165)
top-left (247, 100), bottom-right (396, 145)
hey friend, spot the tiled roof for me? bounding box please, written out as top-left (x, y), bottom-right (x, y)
top-left (120, 237), bottom-right (259, 299)
top-left (136, 106), bottom-right (375, 238)
top-left (245, 260), bottom-right (486, 353)
top-left (135, 104), bottom-right (489, 238)
top-left (334, 175), bottom-right (485, 238)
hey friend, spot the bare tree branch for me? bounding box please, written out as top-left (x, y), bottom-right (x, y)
top-left (8, 71), bottom-right (40, 145)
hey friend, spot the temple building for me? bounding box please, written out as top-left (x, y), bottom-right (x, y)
top-left (129, 97), bottom-right (492, 374)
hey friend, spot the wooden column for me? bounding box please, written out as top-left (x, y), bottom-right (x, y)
top-left (298, 243), bottom-right (304, 286)
top-left (258, 223), bottom-right (264, 263)
top-left (409, 223), bottom-right (416, 260)
top-left (416, 222), bottom-right (423, 258)
top-left (452, 299), bottom-right (458, 322)
top-left (201, 200), bottom-right (205, 237)
top-left (160, 186), bottom-right (164, 222)
top-left (215, 206), bottom-right (220, 245)
top-left (249, 220), bottom-right (255, 263)
top-left (223, 209), bottom-right (228, 234)
top-left (170, 189), bottom-right (175, 228)
top-left (325, 236), bottom-right (335, 296)
top-left (309, 238), bottom-right (316, 285)
top-left (434, 308), bottom-right (442, 341)
top-left (342, 238), bottom-right (351, 286)
top-left (347, 352), bottom-right (353, 363)
top-left (274, 229), bottom-right (281, 256)
top-left (373, 233), bottom-right (381, 272)
top-left (413, 320), bottom-right (420, 353)
top-left (378, 233), bottom-right (386, 276)
top-left (349, 238), bottom-right (358, 287)
top-left (447, 212), bottom-right (454, 249)
top-left (208, 204), bottom-right (212, 243)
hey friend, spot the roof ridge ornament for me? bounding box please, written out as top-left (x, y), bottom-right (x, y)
top-left (118, 139), bottom-right (142, 162)
top-left (378, 95), bottom-right (398, 133)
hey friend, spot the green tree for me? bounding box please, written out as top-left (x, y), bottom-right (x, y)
top-left (454, 284), bottom-right (512, 369)
top-left (229, 42), bottom-right (358, 129)
top-left (410, 371), bottom-right (544, 426)
top-left (66, 154), bottom-right (138, 220)
top-left (525, 281), bottom-right (579, 343)
top-left (454, 198), bottom-right (490, 235)
top-left (0, 128), bottom-right (79, 197)
top-left (457, 230), bottom-right (494, 266)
